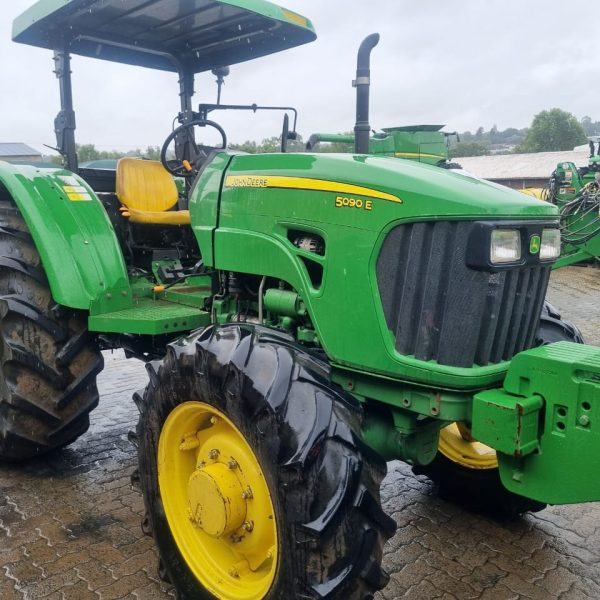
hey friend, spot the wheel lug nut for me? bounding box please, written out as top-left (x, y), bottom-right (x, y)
top-left (208, 448), bottom-right (220, 460)
top-left (241, 486), bottom-right (253, 500)
top-left (210, 416), bottom-right (218, 425)
top-left (242, 520), bottom-right (254, 532)
top-left (227, 459), bottom-right (238, 470)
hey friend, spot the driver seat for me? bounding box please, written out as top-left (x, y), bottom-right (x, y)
top-left (116, 158), bottom-right (190, 225)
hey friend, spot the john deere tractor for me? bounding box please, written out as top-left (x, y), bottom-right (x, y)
top-left (4, 2), bottom-right (600, 599)
top-left (542, 142), bottom-right (600, 268)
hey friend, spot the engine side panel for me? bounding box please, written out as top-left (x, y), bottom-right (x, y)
top-left (203, 152), bottom-right (558, 390)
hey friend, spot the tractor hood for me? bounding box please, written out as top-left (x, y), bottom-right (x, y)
top-left (13, 0), bottom-right (316, 73)
top-left (222, 152), bottom-right (558, 224)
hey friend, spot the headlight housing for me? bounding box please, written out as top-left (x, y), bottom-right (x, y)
top-left (540, 228), bottom-right (561, 260)
top-left (490, 229), bottom-right (521, 264)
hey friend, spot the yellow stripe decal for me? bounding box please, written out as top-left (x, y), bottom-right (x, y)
top-left (225, 175), bottom-right (402, 204)
top-left (394, 152), bottom-right (444, 159)
top-left (281, 9), bottom-right (309, 28)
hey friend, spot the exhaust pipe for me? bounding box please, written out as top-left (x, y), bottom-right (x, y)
top-left (354, 33), bottom-right (380, 154)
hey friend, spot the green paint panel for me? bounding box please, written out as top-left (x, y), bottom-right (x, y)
top-left (0, 161), bottom-right (130, 312)
top-left (88, 297), bottom-right (210, 335)
top-left (479, 342), bottom-right (600, 504)
top-left (199, 151), bottom-right (558, 390)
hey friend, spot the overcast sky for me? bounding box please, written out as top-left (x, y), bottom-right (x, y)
top-left (0, 1), bottom-right (596, 155)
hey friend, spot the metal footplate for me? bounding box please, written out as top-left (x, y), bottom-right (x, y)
top-left (472, 342), bottom-right (600, 504)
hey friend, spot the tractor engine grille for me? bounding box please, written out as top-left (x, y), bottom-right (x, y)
top-left (376, 221), bottom-right (551, 368)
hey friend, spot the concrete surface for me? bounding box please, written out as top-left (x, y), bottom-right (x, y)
top-left (0, 265), bottom-right (598, 599)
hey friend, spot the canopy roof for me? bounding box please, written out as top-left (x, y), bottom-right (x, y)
top-left (13, 0), bottom-right (316, 73)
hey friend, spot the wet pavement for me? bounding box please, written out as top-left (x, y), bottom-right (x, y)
top-left (0, 265), bottom-right (599, 599)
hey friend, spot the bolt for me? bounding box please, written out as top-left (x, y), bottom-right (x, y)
top-left (228, 567), bottom-right (239, 578)
top-left (227, 459), bottom-right (238, 470)
top-left (579, 415), bottom-right (591, 427)
top-left (242, 520), bottom-right (254, 533)
top-left (208, 448), bottom-right (220, 460)
top-left (241, 486), bottom-right (253, 500)
top-left (197, 460), bottom-right (206, 469)
top-left (210, 416), bottom-right (218, 425)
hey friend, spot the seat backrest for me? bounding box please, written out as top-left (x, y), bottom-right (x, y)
top-left (116, 158), bottom-right (178, 212)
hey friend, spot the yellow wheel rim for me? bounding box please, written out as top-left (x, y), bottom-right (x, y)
top-left (158, 402), bottom-right (278, 600)
top-left (438, 422), bottom-right (498, 469)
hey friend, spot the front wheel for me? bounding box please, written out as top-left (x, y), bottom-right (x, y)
top-left (414, 301), bottom-right (583, 516)
top-left (135, 324), bottom-right (395, 599)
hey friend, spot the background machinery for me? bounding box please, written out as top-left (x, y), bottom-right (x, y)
top-left (542, 141), bottom-right (600, 268)
top-left (306, 125), bottom-right (462, 168)
top-left (2, 2), bottom-right (600, 599)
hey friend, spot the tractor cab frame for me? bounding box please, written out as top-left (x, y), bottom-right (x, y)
top-left (13, 0), bottom-right (315, 173)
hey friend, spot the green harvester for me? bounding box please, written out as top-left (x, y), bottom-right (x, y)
top-left (2, 2), bottom-right (600, 598)
top-left (306, 125), bottom-right (461, 168)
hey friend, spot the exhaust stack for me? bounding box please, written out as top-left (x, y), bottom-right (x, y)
top-left (354, 33), bottom-right (380, 154)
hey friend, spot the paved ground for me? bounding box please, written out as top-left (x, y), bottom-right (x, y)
top-left (0, 265), bottom-right (598, 600)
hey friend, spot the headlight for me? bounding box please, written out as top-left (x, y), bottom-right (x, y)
top-left (540, 228), bottom-right (561, 259)
top-left (490, 229), bottom-right (521, 264)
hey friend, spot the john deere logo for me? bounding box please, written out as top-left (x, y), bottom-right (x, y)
top-left (529, 234), bottom-right (541, 254)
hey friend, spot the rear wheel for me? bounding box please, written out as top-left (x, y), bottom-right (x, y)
top-left (414, 301), bottom-right (583, 516)
top-left (136, 324), bottom-right (396, 599)
top-left (0, 199), bottom-right (103, 460)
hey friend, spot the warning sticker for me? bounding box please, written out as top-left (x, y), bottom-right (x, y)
top-left (58, 176), bottom-right (79, 186)
top-left (66, 192), bottom-right (92, 202)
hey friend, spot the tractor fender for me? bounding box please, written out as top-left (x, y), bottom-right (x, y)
top-left (0, 161), bottom-right (130, 313)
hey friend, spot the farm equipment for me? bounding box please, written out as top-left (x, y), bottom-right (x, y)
top-left (3, 2), bottom-right (600, 599)
top-left (306, 125), bottom-right (461, 168)
top-left (305, 39), bottom-right (587, 511)
top-left (543, 142), bottom-right (600, 268)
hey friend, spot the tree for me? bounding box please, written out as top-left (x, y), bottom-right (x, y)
top-left (229, 134), bottom-right (305, 154)
top-left (142, 146), bottom-right (162, 160)
top-left (489, 124), bottom-right (499, 143)
top-left (450, 141), bottom-right (490, 157)
top-left (581, 116), bottom-right (600, 137)
top-left (514, 108), bottom-right (587, 153)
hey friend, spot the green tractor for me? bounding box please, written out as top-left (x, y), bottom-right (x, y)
top-left (306, 125), bottom-right (462, 168)
top-left (3, 2), bottom-right (600, 599)
top-left (542, 142), bottom-right (600, 268)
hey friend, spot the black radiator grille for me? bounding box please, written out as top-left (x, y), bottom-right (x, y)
top-left (376, 221), bottom-right (551, 367)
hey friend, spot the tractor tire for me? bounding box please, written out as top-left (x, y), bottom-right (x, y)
top-left (0, 199), bottom-right (103, 460)
top-left (413, 300), bottom-right (583, 517)
top-left (135, 324), bottom-right (396, 600)
top-left (536, 300), bottom-right (585, 344)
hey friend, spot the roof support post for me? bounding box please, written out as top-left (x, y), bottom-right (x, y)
top-left (175, 68), bottom-right (198, 174)
top-left (53, 48), bottom-right (78, 173)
